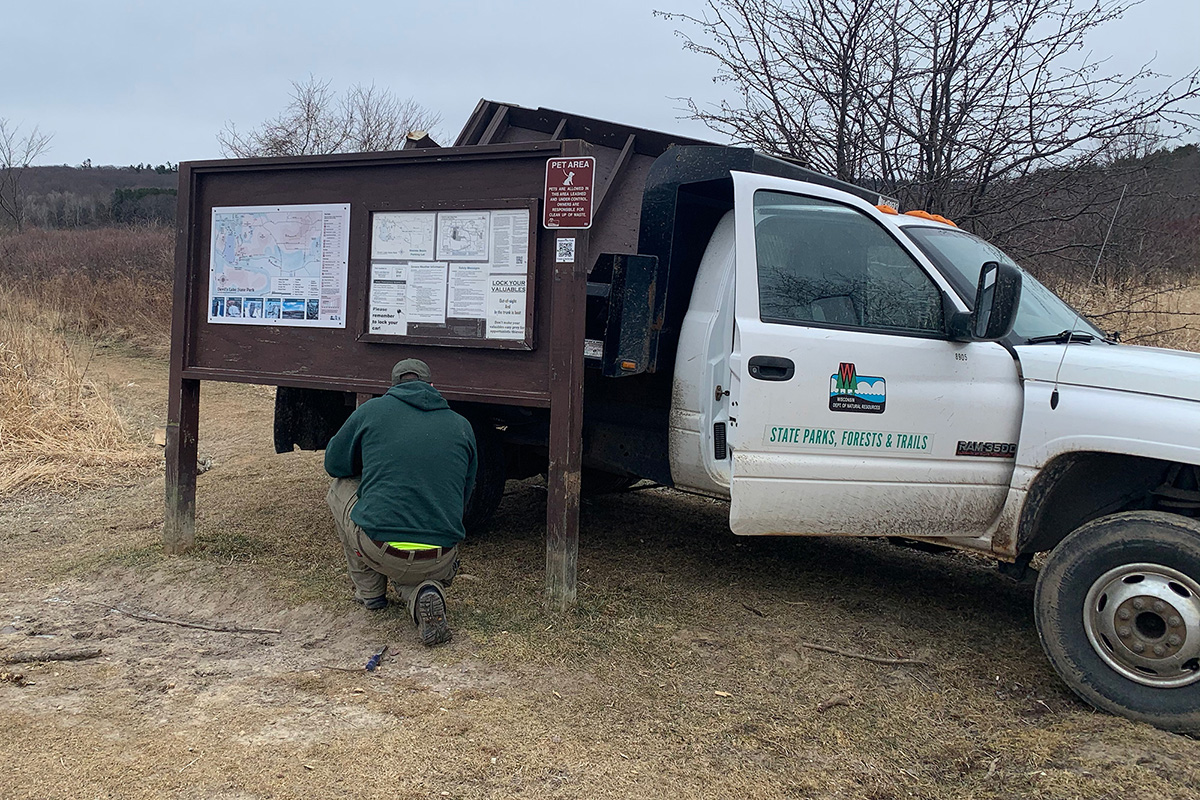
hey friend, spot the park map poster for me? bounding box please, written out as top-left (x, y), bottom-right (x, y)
top-left (368, 209), bottom-right (530, 342)
top-left (207, 203), bottom-right (350, 328)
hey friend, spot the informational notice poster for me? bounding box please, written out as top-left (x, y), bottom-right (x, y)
top-left (486, 275), bottom-right (527, 340)
top-left (369, 208), bottom-right (531, 342)
top-left (368, 263), bottom-right (407, 335)
top-left (371, 212), bottom-right (435, 260)
top-left (406, 263), bottom-right (449, 324)
top-left (208, 203), bottom-right (350, 328)
top-left (448, 263), bottom-right (487, 318)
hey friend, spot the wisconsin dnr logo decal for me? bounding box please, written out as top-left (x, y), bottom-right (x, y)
top-left (829, 362), bottom-right (885, 414)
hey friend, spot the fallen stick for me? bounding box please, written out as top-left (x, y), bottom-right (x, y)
top-left (112, 607), bottom-right (281, 635)
top-left (799, 641), bottom-right (929, 667)
top-left (1, 648), bottom-right (102, 665)
top-left (291, 665), bottom-right (367, 673)
top-left (816, 694), bottom-right (851, 712)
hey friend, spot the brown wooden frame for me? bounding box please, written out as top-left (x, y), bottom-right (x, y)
top-left (356, 197), bottom-right (539, 350)
top-left (165, 139), bottom-right (591, 610)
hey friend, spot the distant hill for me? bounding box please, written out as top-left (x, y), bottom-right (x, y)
top-left (24, 164), bottom-right (178, 195)
top-left (13, 164), bottom-right (179, 229)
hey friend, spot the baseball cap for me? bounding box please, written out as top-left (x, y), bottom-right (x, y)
top-left (391, 358), bottom-right (432, 384)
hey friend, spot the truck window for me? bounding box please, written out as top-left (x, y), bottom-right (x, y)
top-left (754, 191), bottom-right (944, 335)
top-left (901, 225), bottom-right (1105, 342)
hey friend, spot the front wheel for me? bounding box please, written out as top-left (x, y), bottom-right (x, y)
top-left (1035, 511), bottom-right (1200, 733)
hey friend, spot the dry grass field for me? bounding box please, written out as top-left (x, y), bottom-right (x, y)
top-left (0, 287), bottom-right (159, 494)
top-left (0, 226), bottom-right (172, 352)
top-left (1056, 279), bottom-right (1200, 352)
top-left (0, 228), bottom-right (170, 495)
top-left (3, 228), bottom-right (1200, 799)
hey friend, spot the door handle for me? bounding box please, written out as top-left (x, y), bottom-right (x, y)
top-left (748, 355), bottom-right (795, 381)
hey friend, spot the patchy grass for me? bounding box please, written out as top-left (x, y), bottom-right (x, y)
top-left (91, 542), bottom-right (168, 570)
top-left (18, 414), bottom-right (1200, 798)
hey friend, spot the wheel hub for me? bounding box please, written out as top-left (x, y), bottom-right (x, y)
top-left (1084, 563), bottom-right (1200, 688)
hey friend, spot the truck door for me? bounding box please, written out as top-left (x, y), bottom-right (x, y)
top-left (727, 173), bottom-right (1023, 538)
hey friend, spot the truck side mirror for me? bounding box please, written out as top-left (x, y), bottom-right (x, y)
top-left (949, 261), bottom-right (1022, 342)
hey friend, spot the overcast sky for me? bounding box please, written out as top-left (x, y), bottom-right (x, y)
top-left (3, 0), bottom-right (1198, 167)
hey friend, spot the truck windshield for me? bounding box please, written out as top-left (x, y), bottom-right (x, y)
top-left (902, 226), bottom-right (1105, 343)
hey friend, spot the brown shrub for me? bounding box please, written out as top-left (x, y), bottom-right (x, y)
top-left (1048, 276), bottom-right (1200, 352)
top-left (0, 226), bottom-right (173, 351)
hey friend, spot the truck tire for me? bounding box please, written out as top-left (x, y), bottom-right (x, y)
top-left (463, 420), bottom-right (506, 536)
top-left (581, 468), bottom-right (639, 496)
top-left (1034, 511), bottom-right (1200, 733)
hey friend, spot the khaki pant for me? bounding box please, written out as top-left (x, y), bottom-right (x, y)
top-left (327, 477), bottom-right (458, 619)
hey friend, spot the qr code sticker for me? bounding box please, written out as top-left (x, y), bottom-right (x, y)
top-left (556, 238), bottom-right (576, 263)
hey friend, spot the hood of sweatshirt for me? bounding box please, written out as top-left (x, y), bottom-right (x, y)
top-left (385, 381), bottom-right (450, 412)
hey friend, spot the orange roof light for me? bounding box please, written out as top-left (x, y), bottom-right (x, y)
top-left (876, 204), bottom-right (899, 215)
top-left (903, 209), bottom-right (958, 227)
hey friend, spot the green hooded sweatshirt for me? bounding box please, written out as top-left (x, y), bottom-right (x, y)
top-left (324, 381), bottom-right (477, 548)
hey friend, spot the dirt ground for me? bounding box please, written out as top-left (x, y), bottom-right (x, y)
top-left (3, 345), bottom-right (1200, 800)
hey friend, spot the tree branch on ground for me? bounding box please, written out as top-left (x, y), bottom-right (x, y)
top-left (0, 648), bottom-right (101, 665)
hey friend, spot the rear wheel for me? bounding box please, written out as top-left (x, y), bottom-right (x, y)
top-left (581, 467), bottom-right (639, 496)
top-left (462, 421), bottom-right (506, 535)
top-left (1035, 511), bottom-right (1200, 733)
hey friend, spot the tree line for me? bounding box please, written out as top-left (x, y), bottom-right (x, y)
top-left (23, 185), bottom-right (178, 229)
top-left (2, 119), bottom-right (181, 231)
top-left (0, 164), bottom-right (178, 230)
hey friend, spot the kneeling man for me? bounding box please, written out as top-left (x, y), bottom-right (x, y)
top-left (325, 358), bottom-right (477, 646)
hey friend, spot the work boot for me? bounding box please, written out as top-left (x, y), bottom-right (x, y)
top-left (415, 586), bottom-right (452, 646)
top-left (353, 595), bottom-right (388, 611)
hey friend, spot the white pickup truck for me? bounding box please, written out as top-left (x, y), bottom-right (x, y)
top-left (271, 115), bottom-right (1200, 732)
top-left (667, 171), bottom-right (1200, 733)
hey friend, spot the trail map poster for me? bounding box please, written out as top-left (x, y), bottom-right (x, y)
top-left (368, 208), bottom-right (531, 343)
top-left (207, 203), bottom-right (350, 328)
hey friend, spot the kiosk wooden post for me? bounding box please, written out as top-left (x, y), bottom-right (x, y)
top-left (163, 375), bottom-right (198, 555)
top-left (545, 229), bottom-right (587, 608)
top-left (544, 140), bottom-right (591, 610)
top-left (165, 164), bottom-right (199, 554)
top-left (545, 230), bottom-right (589, 611)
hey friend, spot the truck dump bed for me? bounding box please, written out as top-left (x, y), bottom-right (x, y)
top-left (458, 101), bottom-right (887, 375)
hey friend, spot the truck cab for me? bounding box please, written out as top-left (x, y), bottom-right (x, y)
top-left (673, 174), bottom-right (1023, 548)
top-left (668, 169), bottom-right (1200, 733)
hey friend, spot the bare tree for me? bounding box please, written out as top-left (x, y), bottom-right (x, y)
top-left (662, 0), bottom-right (899, 182)
top-left (0, 119), bottom-right (53, 232)
top-left (660, 0), bottom-right (1200, 260)
top-left (218, 76), bottom-right (442, 157)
